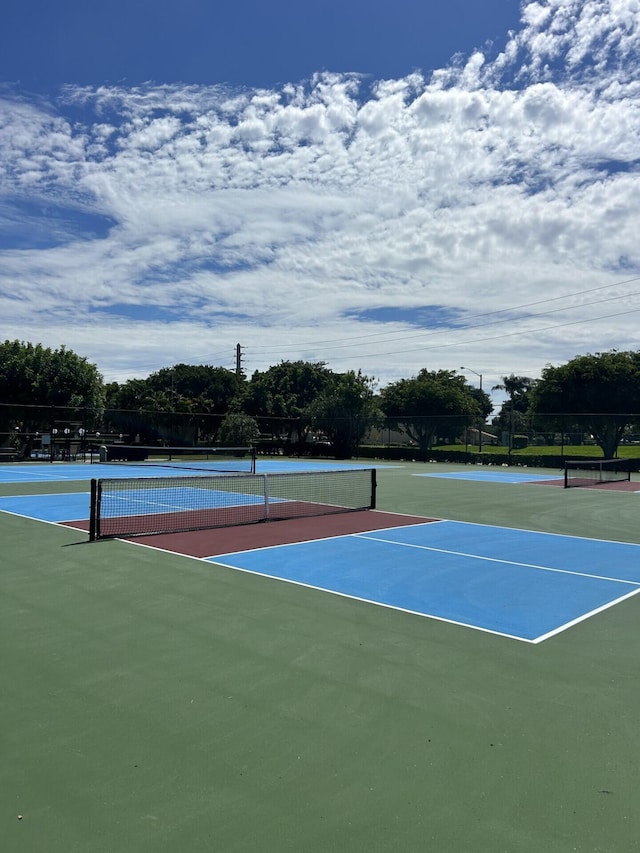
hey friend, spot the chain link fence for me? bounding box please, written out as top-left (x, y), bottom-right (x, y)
top-left (2, 402), bottom-right (639, 464)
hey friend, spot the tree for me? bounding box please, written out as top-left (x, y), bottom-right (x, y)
top-left (528, 351), bottom-right (640, 458)
top-left (0, 340), bottom-right (104, 453)
top-left (218, 412), bottom-right (260, 447)
top-left (306, 370), bottom-right (380, 459)
top-left (380, 369), bottom-right (485, 455)
top-left (0, 340), bottom-right (104, 409)
top-left (146, 364), bottom-right (244, 412)
top-left (244, 360), bottom-right (333, 441)
top-left (491, 375), bottom-right (534, 442)
top-left (105, 364), bottom-right (243, 444)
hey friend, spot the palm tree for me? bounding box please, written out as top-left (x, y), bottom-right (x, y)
top-left (492, 375), bottom-right (534, 452)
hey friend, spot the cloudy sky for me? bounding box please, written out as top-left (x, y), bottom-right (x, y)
top-left (1, 1), bottom-right (639, 403)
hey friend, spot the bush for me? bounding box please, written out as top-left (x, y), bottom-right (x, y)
top-left (218, 413), bottom-right (260, 447)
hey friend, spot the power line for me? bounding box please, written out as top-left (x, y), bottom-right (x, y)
top-left (245, 274), bottom-right (640, 357)
top-left (321, 303), bottom-right (640, 363)
top-left (110, 273), bottom-right (640, 378)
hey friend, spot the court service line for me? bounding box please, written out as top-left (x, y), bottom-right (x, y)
top-left (354, 533), bottom-right (640, 587)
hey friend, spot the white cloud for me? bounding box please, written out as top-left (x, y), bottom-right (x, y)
top-left (499, 0), bottom-right (640, 82)
top-left (0, 0), bottom-right (639, 398)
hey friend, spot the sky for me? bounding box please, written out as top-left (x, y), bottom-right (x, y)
top-left (1, 0), bottom-right (639, 406)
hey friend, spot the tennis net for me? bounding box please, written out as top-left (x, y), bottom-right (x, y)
top-left (89, 467), bottom-right (377, 540)
top-left (564, 458), bottom-right (631, 488)
top-left (97, 444), bottom-right (256, 474)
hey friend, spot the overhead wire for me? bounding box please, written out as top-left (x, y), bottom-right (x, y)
top-left (247, 274), bottom-right (640, 354)
top-left (243, 273), bottom-right (640, 361)
top-left (125, 273), bottom-right (640, 375)
top-left (324, 304), bottom-right (640, 362)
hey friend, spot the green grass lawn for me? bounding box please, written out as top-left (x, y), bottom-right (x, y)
top-left (438, 443), bottom-right (640, 459)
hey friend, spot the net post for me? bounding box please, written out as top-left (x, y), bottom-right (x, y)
top-left (371, 468), bottom-right (377, 509)
top-left (263, 473), bottom-right (270, 519)
top-left (89, 478), bottom-right (98, 541)
top-left (563, 465), bottom-right (569, 489)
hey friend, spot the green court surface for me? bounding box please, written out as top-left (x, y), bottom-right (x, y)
top-left (2, 461), bottom-right (640, 852)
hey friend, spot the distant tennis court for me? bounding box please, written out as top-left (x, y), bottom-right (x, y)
top-left (417, 470), bottom-right (564, 483)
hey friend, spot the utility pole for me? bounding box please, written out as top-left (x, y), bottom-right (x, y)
top-left (235, 343), bottom-right (243, 378)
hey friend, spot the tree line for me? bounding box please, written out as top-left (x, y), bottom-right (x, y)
top-left (2, 340), bottom-right (640, 459)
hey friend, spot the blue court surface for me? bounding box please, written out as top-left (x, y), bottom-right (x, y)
top-left (207, 520), bottom-right (640, 644)
top-left (0, 459), bottom-right (379, 484)
top-left (417, 470), bottom-right (564, 483)
top-left (0, 488), bottom-right (274, 523)
top-left (0, 491), bottom-right (90, 523)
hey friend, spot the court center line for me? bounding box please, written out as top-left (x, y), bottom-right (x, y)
top-left (354, 533), bottom-right (640, 587)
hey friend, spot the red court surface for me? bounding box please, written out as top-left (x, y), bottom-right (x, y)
top-left (103, 510), bottom-right (434, 558)
top-left (538, 478), bottom-right (639, 490)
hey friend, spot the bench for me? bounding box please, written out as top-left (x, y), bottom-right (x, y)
top-left (0, 448), bottom-right (20, 462)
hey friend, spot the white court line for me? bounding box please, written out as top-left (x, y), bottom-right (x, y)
top-left (533, 587), bottom-right (640, 643)
top-left (354, 533), bottom-right (640, 587)
top-left (197, 554), bottom-right (537, 644)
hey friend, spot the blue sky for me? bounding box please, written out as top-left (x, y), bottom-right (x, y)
top-left (1, 1), bottom-right (639, 400)
top-left (2, 1), bottom-right (522, 89)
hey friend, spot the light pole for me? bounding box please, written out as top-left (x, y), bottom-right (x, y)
top-left (460, 367), bottom-right (483, 454)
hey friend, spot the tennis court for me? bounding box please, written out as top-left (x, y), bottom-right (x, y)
top-left (3, 458), bottom-right (640, 851)
top-left (3, 483), bottom-right (639, 644)
top-left (418, 469), bottom-right (564, 483)
top-left (206, 520), bottom-right (640, 643)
